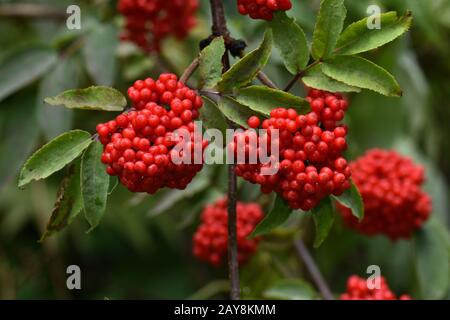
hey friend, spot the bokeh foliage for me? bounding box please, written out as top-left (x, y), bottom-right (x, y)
top-left (0, 0), bottom-right (449, 299)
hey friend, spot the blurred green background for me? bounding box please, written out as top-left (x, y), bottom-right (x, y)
top-left (0, 0), bottom-right (449, 299)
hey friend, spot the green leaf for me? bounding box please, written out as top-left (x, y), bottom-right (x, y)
top-left (252, 196), bottom-right (293, 237)
top-left (236, 86), bottom-right (309, 115)
top-left (414, 219), bottom-right (450, 299)
top-left (83, 24), bottom-right (119, 86)
top-left (302, 64), bottom-right (361, 93)
top-left (37, 57), bottom-right (79, 140)
top-left (263, 279), bottom-right (317, 300)
top-left (336, 11), bottom-right (413, 55)
top-left (199, 37), bottom-right (226, 89)
top-left (331, 180), bottom-right (364, 220)
top-left (44, 86), bottom-right (127, 111)
top-left (269, 11), bottom-right (309, 74)
top-left (40, 161), bottom-right (83, 241)
top-left (217, 96), bottom-right (258, 128)
top-left (322, 56), bottom-right (402, 97)
top-left (0, 47), bottom-right (57, 102)
top-left (311, 197), bottom-right (335, 248)
top-left (217, 30), bottom-right (273, 92)
top-left (200, 96), bottom-right (227, 136)
top-left (311, 0), bottom-right (347, 60)
top-left (18, 130), bottom-right (93, 188)
top-left (81, 141), bottom-right (110, 231)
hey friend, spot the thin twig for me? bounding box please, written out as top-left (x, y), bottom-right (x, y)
top-left (257, 72), bottom-right (278, 89)
top-left (294, 238), bottom-right (335, 300)
top-left (0, 4), bottom-right (66, 19)
top-left (209, 0), bottom-right (240, 301)
top-left (180, 57), bottom-right (200, 84)
top-left (284, 72), bottom-right (303, 92)
top-left (284, 60), bottom-right (321, 92)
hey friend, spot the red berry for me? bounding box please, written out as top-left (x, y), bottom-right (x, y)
top-left (248, 116), bottom-right (261, 129)
top-left (118, 0), bottom-right (199, 53)
top-left (341, 275), bottom-right (412, 300)
top-left (193, 198), bottom-right (264, 266)
top-left (235, 89), bottom-right (351, 211)
top-left (96, 73), bottom-right (207, 195)
top-left (337, 149), bottom-right (432, 240)
top-left (237, 0), bottom-right (292, 20)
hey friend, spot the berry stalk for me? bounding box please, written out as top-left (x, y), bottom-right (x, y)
top-left (294, 238), bottom-right (334, 300)
top-left (209, 0), bottom-right (240, 301)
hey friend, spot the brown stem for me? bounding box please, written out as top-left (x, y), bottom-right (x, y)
top-left (209, 0), bottom-right (240, 301)
top-left (284, 61), bottom-right (321, 92)
top-left (180, 57), bottom-right (200, 84)
top-left (257, 72), bottom-right (278, 89)
top-left (210, 0), bottom-right (230, 37)
top-left (0, 4), bottom-right (66, 19)
top-left (294, 238), bottom-right (334, 300)
top-left (284, 72), bottom-right (303, 92)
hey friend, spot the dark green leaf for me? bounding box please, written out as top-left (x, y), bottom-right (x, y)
top-left (200, 96), bottom-right (227, 136)
top-left (217, 96), bottom-right (258, 128)
top-left (81, 141), bottom-right (110, 231)
top-left (40, 161), bottom-right (83, 241)
top-left (199, 37), bottom-right (226, 89)
top-left (331, 180), bottom-right (364, 220)
top-left (311, 0), bottom-right (346, 60)
top-left (302, 64), bottom-right (361, 93)
top-left (45, 86), bottom-right (127, 111)
top-left (414, 219), bottom-right (450, 299)
top-left (322, 56), bottom-right (402, 97)
top-left (236, 85), bottom-right (309, 115)
top-left (37, 57), bottom-right (79, 140)
top-left (263, 279), bottom-right (317, 300)
top-left (311, 197), bottom-right (335, 248)
top-left (83, 24), bottom-right (119, 86)
top-left (269, 11), bottom-right (309, 74)
top-left (18, 130), bottom-right (93, 188)
top-left (252, 196), bottom-right (293, 237)
top-left (0, 91), bottom-right (40, 190)
top-left (336, 11), bottom-right (413, 55)
top-left (217, 30), bottom-right (273, 92)
top-left (0, 47), bottom-right (57, 102)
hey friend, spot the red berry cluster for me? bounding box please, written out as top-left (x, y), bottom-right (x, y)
top-left (118, 0), bottom-right (198, 52)
top-left (341, 275), bottom-right (411, 300)
top-left (234, 89), bottom-right (351, 211)
top-left (193, 199), bottom-right (264, 267)
top-left (237, 0), bottom-right (292, 20)
top-left (127, 73), bottom-right (203, 112)
top-left (338, 149), bottom-right (432, 240)
top-left (96, 73), bottom-right (207, 194)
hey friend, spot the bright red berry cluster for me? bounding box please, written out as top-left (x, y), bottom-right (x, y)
top-left (118, 0), bottom-right (198, 52)
top-left (338, 149), bottom-right (432, 240)
top-left (193, 199), bottom-right (264, 266)
top-left (237, 0), bottom-right (292, 20)
top-left (127, 73), bottom-right (203, 113)
top-left (341, 275), bottom-right (411, 300)
top-left (96, 73), bottom-right (206, 194)
top-left (234, 89), bottom-right (351, 211)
